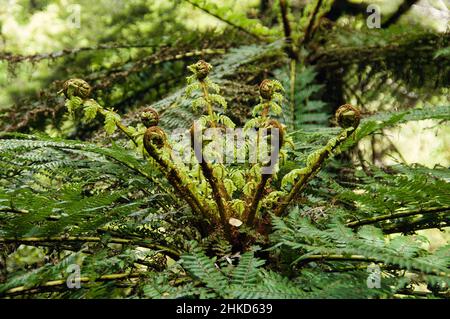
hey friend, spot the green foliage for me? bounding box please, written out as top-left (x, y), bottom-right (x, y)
top-left (276, 64), bottom-right (328, 130)
top-left (176, 244), bottom-right (307, 299)
top-left (271, 212), bottom-right (449, 276)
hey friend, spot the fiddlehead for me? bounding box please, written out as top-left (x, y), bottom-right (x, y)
top-left (275, 104), bottom-right (361, 216)
top-left (141, 118), bottom-right (212, 228)
top-left (186, 61), bottom-right (236, 238)
top-left (140, 107), bottom-right (160, 128)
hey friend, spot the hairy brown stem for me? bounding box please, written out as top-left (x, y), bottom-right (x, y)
top-left (143, 135), bottom-right (211, 226)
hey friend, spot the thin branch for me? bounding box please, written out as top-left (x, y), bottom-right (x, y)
top-left (298, 254), bottom-right (377, 263)
top-left (297, 254), bottom-right (449, 277)
top-left (279, 0), bottom-right (298, 60)
top-left (2, 272), bottom-right (144, 296)
top-left (182, 0), bottom-right (265, 41)
top-left (302, 0), bottom-right (323, 45)
top-left (279, 0), bottom-right (298, 127)
top-left (289, 59), bottom-right (297, 127)
top-left (394, 289), bottom-right (449, 298)
top-left (143, 130), bottom-right (213, 227)
top-left (0, 236), bottom-right (181, 260)
top-left (346, 206), bottom-right (450, 228)
top-left (244, 174), bottom-right (271, 227)
top-left (383, 215), bottom-right (449, 234)
top-left (309, 32), bottom-right (447, 67)
top-left (0, 43), bottom-right (165, 64)
top-left (0, 208), bottom-right (27, 214)
top-left (382, 0), bottom-right (420, 28)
